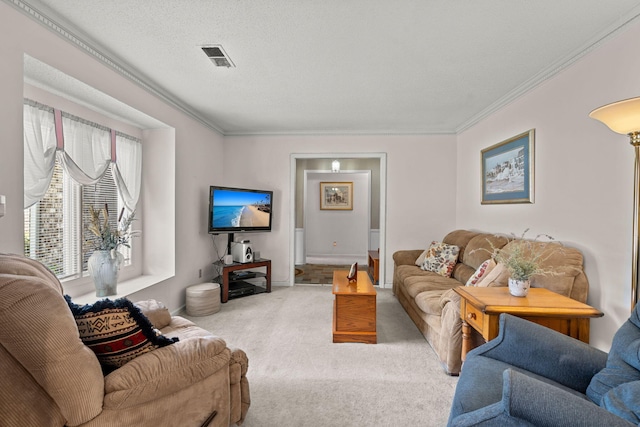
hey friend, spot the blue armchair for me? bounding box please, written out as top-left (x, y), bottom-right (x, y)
top-left (448, 306), bottom-right (640, 426)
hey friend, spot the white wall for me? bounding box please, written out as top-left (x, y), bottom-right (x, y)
top-left (457, 19), bottom-right (640, 350)
top-left (223, 135), bottom-right (458, 285)
top-left (218, 11), bottom-right (640, 352)
top-left (0, 3), bottom-right (225, 312)
top-left (295, 228), bottom-right (382, 265)
top-left (305, 171), bottom-right (370, 264)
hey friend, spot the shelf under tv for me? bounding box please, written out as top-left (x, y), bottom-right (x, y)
top-left (226, 281), bottom-right (268, 299)
top-left (213, 258), bottom-right (271, 302)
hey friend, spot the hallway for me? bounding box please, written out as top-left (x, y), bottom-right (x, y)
top-left (294, 263), bottom-right (367, 285)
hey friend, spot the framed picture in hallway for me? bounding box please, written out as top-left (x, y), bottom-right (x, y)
top-left (481, 129), bottom-right (535, 204)
top-left (320, 182), bottom-right (353, 210)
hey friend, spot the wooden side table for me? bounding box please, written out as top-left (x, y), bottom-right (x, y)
top-left (454, 286), bottom-right (603, 360)
top-left (332, 270), bottom-right (377, 344)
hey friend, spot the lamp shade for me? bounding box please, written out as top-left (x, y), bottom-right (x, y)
top-left (589, 96), bottom-right (640, 135)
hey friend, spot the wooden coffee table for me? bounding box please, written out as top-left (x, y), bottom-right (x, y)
top-left (332, 270), bottom-right (377, 344)
top-left (454, 286), bottom-right (603, 360)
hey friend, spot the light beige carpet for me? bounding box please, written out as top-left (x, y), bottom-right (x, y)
top-left (181, 285), bottom-right (458, 427)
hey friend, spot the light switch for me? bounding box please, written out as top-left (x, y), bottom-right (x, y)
top-left (0, 195), bottom-right (5, 217)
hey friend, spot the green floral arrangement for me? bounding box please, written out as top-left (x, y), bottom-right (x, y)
top-left (87, 204), bottom-right (137, 252)
top-left (486, 229), bottom-right (557, 281)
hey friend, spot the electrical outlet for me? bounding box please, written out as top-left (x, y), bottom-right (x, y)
top-left (199, 269), bottom-right (202, 278)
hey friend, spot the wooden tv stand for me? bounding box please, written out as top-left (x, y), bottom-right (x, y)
top-left (214, 259), bottom-right (271, 303)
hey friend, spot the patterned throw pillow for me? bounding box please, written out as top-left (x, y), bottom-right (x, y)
top-left (420, 241), bottom-right (460, 277)
top-left (65, 296), bottom-right (178, 374)
top-left (465, 259), bottom-right (496, 286)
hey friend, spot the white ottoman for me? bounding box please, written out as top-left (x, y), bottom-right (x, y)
top-left (186, 282), bottom-right (221, 316)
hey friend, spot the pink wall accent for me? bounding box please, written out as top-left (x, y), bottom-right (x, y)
top-left (3, 1), bottom-right (639, 349)
top-left (111, 129), bottom-right (117, 161)
top-left (0, 2), bottom-right (224, 312)
top-left (54, 109), bottom-right (64, 149)
top-left (223, 134), bottom-right (458, 287)
top-left (456, 18), bottom-right (640, 350)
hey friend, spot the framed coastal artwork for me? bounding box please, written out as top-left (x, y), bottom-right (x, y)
top-left (481, 129), bottom-right (535, 204)
top-left (320, 182), bottom-right (353, 210)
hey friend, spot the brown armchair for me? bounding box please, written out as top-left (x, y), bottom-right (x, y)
top-left (0, 253), bottom-right (249, 426)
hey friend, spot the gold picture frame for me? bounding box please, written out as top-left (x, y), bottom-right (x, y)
top-left (320, 182), bottom-right (353, 210)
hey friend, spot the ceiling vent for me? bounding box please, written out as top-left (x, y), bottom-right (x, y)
top-left (202, 45), bottom-right (235, 68)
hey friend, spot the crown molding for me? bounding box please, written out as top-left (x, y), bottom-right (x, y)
top-left (224, 128), bottom-right (456, 137)
top-left (4, 0), bottom-right (224, 135)
top-left (7, 0), bottom-right (640, 138)
top-left (456, 7), bottom-right (640, 134)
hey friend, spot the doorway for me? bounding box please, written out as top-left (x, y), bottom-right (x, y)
top-left (289, 153), bottom-right (387, 287)
top-left (304, 170), bottom-right (370, 265)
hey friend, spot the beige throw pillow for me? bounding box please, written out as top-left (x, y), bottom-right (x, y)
top-left (465, 259), bottom-right (496, 286)
top-left (475, 262), bottom-right (507, 287)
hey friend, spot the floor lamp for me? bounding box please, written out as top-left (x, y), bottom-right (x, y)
top-left (590, 97), bottom-right (640, 311)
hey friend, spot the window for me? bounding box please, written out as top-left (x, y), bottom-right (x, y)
top-left (24, 161), bottom-right (68, 277)
top-left (23, 99), bottom-right (140, 281)
top-left (24, 160), bottom-right (130, 280)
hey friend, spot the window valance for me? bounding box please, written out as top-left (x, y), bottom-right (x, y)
top-left (23, 99), bottom-right (142, 211)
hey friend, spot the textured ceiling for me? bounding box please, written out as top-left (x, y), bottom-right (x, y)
top-left (15, 0), bottom-right (640, 135)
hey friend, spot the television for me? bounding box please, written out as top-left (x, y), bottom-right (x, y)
top-left (208, 186), bottom-right (273, 235)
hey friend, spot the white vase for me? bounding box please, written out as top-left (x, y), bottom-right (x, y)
top-left (508, 277), bottom-right (530, 297)
top-left (88, 250), bottom-right (123, 297)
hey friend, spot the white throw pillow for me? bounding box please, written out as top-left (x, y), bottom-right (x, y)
top-left (415, 249), bottom-right (429, 266)
top-left (465, 259), bottom-right (496, 286)
top-left (475, 262), bottom-right (507, 287)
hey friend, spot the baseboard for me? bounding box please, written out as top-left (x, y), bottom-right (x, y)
top-left (305, 254), bottom-right (368, 265)
top-left (272, 281), bottom-right (291, 287)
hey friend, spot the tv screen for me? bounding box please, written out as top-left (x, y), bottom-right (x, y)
top-left (208, 186), bottom-right (273, 233)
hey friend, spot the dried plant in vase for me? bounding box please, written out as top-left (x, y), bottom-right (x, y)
top-left (88, 205), bottom-right (137, 254)
top-left (87, 204), bottom-right (138, 296)
top-left (484, 229), bottom-right (559, 297)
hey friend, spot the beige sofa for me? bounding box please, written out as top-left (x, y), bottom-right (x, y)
top-left (0, 253), bottom-right (249, 426)
top-left (392, 229), bottom-right (590, 375)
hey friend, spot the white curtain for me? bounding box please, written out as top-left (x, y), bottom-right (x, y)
top-left (57, 113), bottom-right (111, 186)
top-left (112, 133), bottom-right (142, 212)
top-left (23, 99), bottom-right (142, 211)
top-left (23, 102), bottom-right (56, 209)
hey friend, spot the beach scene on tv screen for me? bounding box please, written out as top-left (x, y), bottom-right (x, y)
top-left (213, 190), bottom-right (271, 228)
